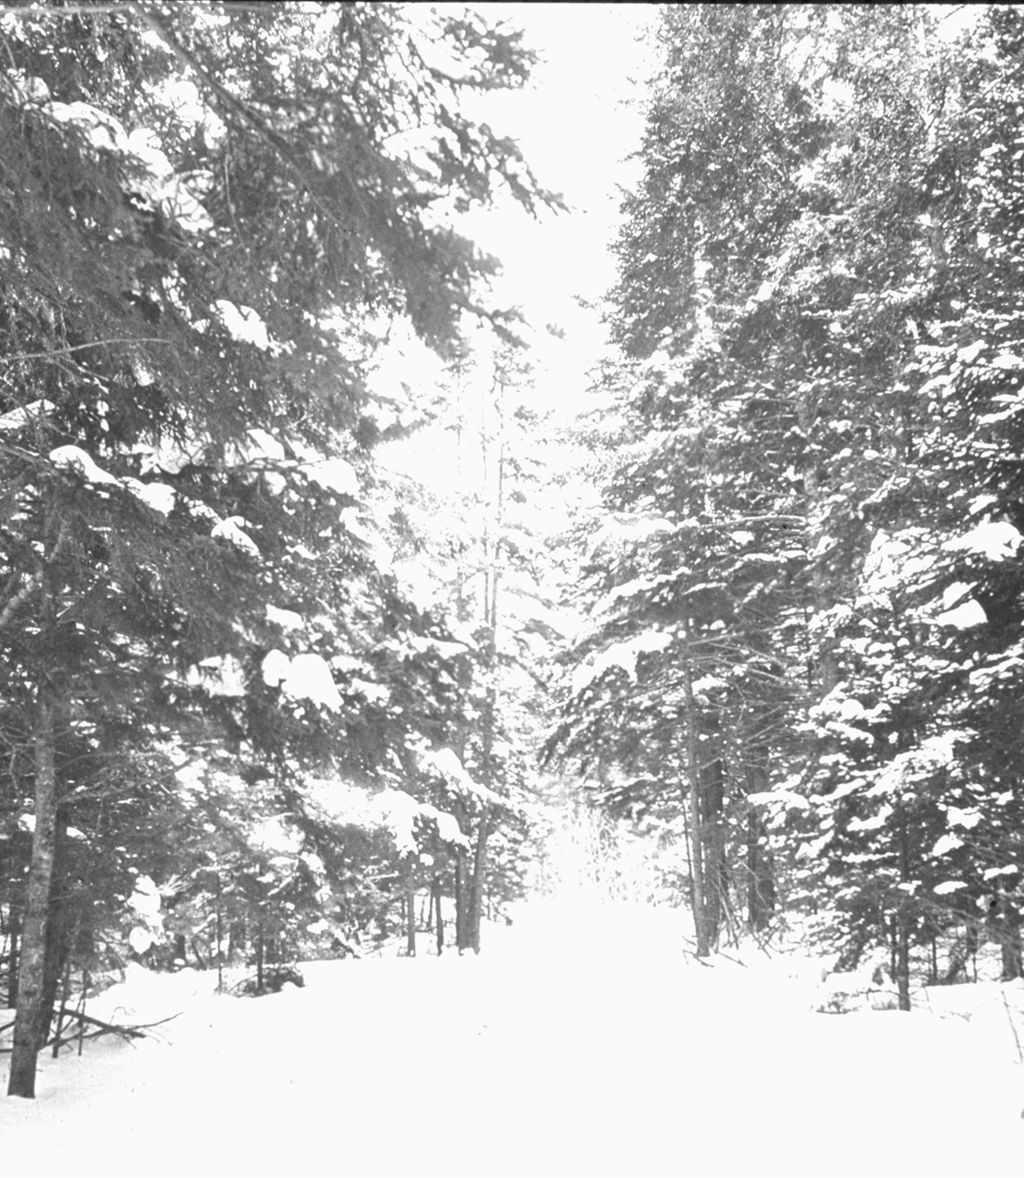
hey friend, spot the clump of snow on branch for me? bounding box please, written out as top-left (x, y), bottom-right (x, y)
top-left (934, 582), bottom-right (988, 629)
top-left (570, 630), bottom-right (672, 697)
top-left (302, 778), bottom-right (466, 854)
top-left (185, 654), bottom-right (246, 698)
top-left (418, 746), bottom-right (504, 807)
top-left (249, 815), bottom-right (302, 857)
top-left (50, 444), bottom-right (121, 486)
top-left (11, 75), bottom-right (214, 234)
top-left (870, 731), bottom-right (970, 798)
top-left (0, 399), bottom-right (55, 432)
top-left (944, 520), bottom-right (1024, 562)
top-left (589, 512), bottom-right (675, 555)
top-left (860, 528), bottom-right (938, 598)
top-left (123, 478), bottom-right (176, 515)
top-left (266, 604), bottom-right (304, 631)
top-left (213, 299), bottom-right (284, 353)
top-left (262, 650), bottom-right (342, 712)
top-left (210, 515), bottom-right (260, 558)
top-left (371, 789), bottom-right (468, 856)
top-left (306, 457), bottom-right (359, 497)
top-left (50, 444), bottom-right (177, 515)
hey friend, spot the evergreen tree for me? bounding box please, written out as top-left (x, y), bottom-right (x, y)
top-left (0, 0), bottom-right (552, 1095)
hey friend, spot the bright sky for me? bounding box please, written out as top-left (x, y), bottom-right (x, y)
top-left (458, 3), bottom-right (656, 336)
top-left (375, 4), bottom-right (656, 494)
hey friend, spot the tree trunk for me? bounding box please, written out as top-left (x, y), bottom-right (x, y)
top-left (895, 818), bottom-right (912, 1010)
top-left (8, 689), bottom-right (60, 1098)
top-left (700, 731), bottom-right (727, 945)
top-left (214, 874), bottom-right (224, 993)
top-left (405, 882), bottom-right (417, 958)
top-left (745, 809), bottom-right (776, 932)
top-left (996, 897), bottom-right (1023, 981)
top-left (255, 914), bottom-right (264, 993)
top-left (8, 906), bottom-right (20, 1009)
top-left (33, 806), bottom-right (71, 1048)
top-left (35, 882), bottom-right (67, 1049)
top-left (681, 647), bottom-right (710, 957)
top-left (468, 812), bottom-right (490, 954)
top-left (454, 851), bottom-right (468, 952)
top-left (894, 916), bottom-right (911, 1011)
top-left (432, 875), bottom-right (444, 956)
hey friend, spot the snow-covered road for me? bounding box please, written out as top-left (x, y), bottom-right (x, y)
top-left (3, 902), bottom-right (1023, 1177)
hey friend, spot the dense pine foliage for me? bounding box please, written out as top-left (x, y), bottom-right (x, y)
top-left (549, 4), bottom-right (1024, 992)
top-left (4, 0), bottom-right (1024, 1106)
top-left (0, 0), bottom-right (557, 1097)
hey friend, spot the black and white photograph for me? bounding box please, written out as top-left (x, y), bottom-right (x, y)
top-left (1, 3), bottom-right (1023, 1175)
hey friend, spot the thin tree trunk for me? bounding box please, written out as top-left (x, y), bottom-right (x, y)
top-left (34, 806), bottom-right (69, 1048)
top-left (432, 875), bottom-right (444, 956)
top-left (214, 874), bottom-right (224, 993)
top-left (895, 919), bottom-right (911, 1011)
top-left (405, 882), bottom-right (417, 958)
top-left (8, 907), bottom-right (20, 1008)
top-left (255, 913), bottom-right (264, 994)
top-left (454, 852), bottom-right (468, 952)
top-left (895, 819), bottom-right (912, 1011)
top-left (745, 808), bottom-right (775, 932)
top-left (8, 688), bottom-right (60, 1098)
top-left (796, 390), bottom-right (839, 695)
top-left (700, 728), bottom-right (726, 945)
top-left (50, 956), bottom-right (72, 1059)
top-left (468, 811), bottom-right (490, 954)
top-left (743, 747), bottom-right (775, 932)
top-left (681, 644), bottom-right (710, 957)
top-left (996, 897), bottom-right (1023, 981)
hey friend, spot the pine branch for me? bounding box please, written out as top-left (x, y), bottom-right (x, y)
top-left (0, 338), bottom-right (169, 366)
top-left (0, 3), bottom-right (273, 13)
top-left (126, 2), bottom-right (374, 226)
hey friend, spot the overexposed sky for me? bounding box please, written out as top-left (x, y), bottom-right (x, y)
top-left (458, 3), bottom-right (655, 327)
top-left (458, 2), bottom-right (656, 420)
top-left (375, 3), bottom-right (655, 495)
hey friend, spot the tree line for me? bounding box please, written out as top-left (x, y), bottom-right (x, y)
top-left (0, 0), bottom-right (557, 1099)
top-left (548, 3), bottom-right (1024, 999)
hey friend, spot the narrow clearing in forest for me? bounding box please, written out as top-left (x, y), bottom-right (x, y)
top-left (4, 903), bottom-right (1023, 1178)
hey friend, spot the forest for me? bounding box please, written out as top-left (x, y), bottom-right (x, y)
top-left (1, 0), bottom-right (1023, 1139)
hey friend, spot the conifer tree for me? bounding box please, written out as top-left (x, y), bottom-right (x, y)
top-left (0, 0), bottom-right (553, 1095)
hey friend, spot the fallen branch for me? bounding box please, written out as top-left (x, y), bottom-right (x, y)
top-left (0, 1009), bottom-right (179, 1054)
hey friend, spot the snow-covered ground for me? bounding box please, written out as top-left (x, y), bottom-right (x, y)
top-left (3, 900), bottom-right (1023, 1178)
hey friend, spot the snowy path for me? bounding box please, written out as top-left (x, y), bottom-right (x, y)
top-left (3, 904), bottom-right (1023, 1177)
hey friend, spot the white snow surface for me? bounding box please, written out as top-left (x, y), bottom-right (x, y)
top-left (3, 902), bottom-right (1022, 1178)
